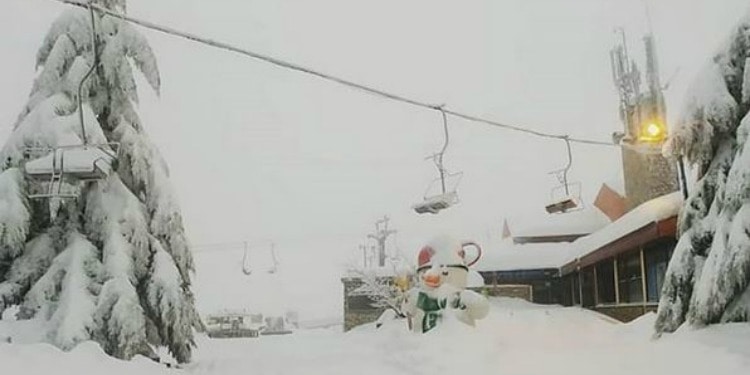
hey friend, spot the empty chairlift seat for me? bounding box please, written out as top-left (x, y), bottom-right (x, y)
top-left (412, 190), bottom-right (459, 214)
top-left (24, 146), bottom-right (117, 181)
top-left (545, 195), bottom-right (580, 214)
top-left (23, 145), bottom-right (118, 200)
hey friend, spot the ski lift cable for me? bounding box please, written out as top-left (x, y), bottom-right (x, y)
top-left (50, 0), bottom-right (616, 148)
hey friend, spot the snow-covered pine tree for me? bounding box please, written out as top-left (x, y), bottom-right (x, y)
top-left (0, 0), bottom-right (199, 362)
top-left (656, 11), bottom-right (750, 333)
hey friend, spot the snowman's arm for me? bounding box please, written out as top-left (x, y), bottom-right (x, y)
top-left (458, 290), bottom-right (489, 320)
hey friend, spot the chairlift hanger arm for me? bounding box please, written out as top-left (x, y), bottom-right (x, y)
top-left (78, 1), bottom-right (100, 145)
top-left (547, 136), bottom-right (574, 195)
top-left (241, 241), bottom-right (252, 275)
top-left (563, 136), bottom-right (572, 173)
top-left (435, 106), bottom-right (449, 194)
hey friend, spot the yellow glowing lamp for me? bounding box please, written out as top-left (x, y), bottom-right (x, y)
top-left (638, 120), bottom-right (667, 143)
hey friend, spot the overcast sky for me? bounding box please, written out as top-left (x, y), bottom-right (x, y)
top-left (1, 0), bottom-right (748, 319)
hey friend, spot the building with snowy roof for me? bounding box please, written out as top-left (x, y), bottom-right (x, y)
top-left (477, 191), bottom-right (681, 322)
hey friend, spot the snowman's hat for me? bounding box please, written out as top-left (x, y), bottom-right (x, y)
top-left (416, 235), bottom-right (481, 272)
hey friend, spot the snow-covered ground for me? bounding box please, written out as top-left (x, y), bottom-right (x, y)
top-left (2, 297), bottom-right (749, 375)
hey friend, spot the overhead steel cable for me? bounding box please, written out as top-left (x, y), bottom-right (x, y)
top-left (52, 0), bottom-right (616, 147)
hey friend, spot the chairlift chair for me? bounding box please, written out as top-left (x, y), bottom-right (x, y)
top-left (23, 3), bottom-right (117, 204)
top-left (413, 106), bottom-right (463, 215)
top-left (241, 242), bottom-right (252, 275)
top-left (545, 181), bottom-right (583, 214)
top-left (24, 144), bottom-right (119, 199)
top-left (267, 243), bottom-right (279, 274)
top-left (412, 171), bottom-right (462, 214)
top-left (544, 136), bottom-right (583, 215)
top-left (241, 242), bottom-right (279, 275)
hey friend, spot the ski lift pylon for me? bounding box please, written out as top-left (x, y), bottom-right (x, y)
top-left (22, 2), bottom-right (118, 209)
top-left (545, 136), bottom-right (583, 214)
top-left (413, 106), bottom-right (462, 215)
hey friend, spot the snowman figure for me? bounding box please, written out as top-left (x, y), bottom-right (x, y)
top-left (402, 235), bottom-right (489, 333)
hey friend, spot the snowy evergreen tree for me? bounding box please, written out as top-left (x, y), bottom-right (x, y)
top-left (0, 1), bottom-right (198, 362)
top-left (656, 12), bottom-right (750, 333)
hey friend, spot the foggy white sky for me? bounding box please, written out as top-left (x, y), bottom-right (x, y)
top-left (1, 0), bottom-right (748, 319)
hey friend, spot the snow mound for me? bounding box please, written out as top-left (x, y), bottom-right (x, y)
top-left (0, 340), bottom-right (166, 375)
top-left (622, 311), bottom-right (658, 338)
top-left (4, 297), bottom-right (750, 375)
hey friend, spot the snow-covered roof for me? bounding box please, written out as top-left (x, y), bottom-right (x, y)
top-left (475, 239), bottom-right (573, 272)
top-left (512, 208), bottom-right (611, 239)
top-left (565, 192), bottom-right (683, 263)
top-left (478, 192), bottom-right (682, 273)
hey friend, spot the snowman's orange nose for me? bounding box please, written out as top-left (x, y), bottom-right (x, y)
top-left (422, 273), bottom-right (441, 288)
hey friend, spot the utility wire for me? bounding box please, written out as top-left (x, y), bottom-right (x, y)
top-left (53, 0), bottom-right (616, 147)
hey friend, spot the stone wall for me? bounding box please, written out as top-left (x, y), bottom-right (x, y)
top-left (470, 285), bottom-right (533, 301)
top-left (341, 277), bottom-right (390, 332)
top-left (622, 148), bottom-right (679, 210)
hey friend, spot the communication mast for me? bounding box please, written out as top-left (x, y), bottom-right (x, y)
top-left (609, 26), bottom-right (679, 209)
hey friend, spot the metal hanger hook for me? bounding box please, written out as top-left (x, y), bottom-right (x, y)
top-left (77, 0), bottom-right (100, 146)
top-left (434, 105), bottom-right (450, 194)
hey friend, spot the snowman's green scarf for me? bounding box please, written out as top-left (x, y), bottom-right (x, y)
top-left (416, 292), bottom-right (447, 332)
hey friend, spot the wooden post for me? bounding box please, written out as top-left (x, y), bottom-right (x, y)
top-left (577, 270), bottom-right (584, 307)
top-left (640, 247), bottom-right (647, 304)
top-left (614, 258), bottom-right (620, 304)
top-left (593, 265), bottom-right (599, 306)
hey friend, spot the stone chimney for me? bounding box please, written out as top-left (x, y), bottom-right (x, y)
top-left (621, 148), bottom-right (678, 210)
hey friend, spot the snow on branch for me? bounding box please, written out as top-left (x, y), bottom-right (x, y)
top-left (0, 169), bottom-right (30, 259)
top-left (346, 266), bottom-right (411, 318)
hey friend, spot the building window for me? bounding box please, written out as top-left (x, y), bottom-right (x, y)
top-left (618, 251), bottom-right (643, 303)
top-left (645, 241), bottom-right (675, 302)
top-left (581, 267), bottom-right (595, 307)
top-left (532, 280), bottom-right (552, 304)
top-left (596, 260), bottom-right (616, 304)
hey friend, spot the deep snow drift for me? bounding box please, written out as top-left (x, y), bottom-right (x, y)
top-left (2, 297), bottom-right (750, 375)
